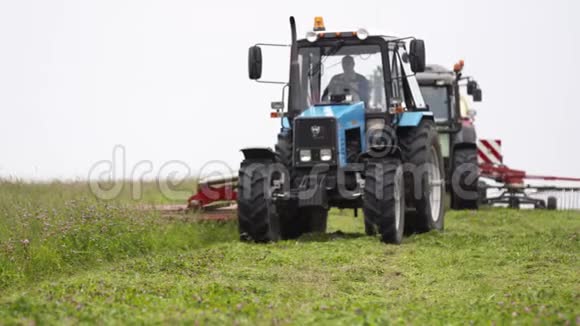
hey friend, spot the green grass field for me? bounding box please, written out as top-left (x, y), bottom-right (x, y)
top-left (0, 180), bottom-right (578, 325)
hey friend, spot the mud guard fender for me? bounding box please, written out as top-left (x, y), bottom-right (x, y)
top-left (240, 148), bottom-right (278, 162)
top-left (397, 111), bottom-right (434, 127)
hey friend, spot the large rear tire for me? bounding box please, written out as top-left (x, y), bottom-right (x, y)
top-left (363, 157), bottom-right (405, 244)
top-left (237, 161), bottom-right (280, 242)
top-left (451, 147), bottom-right (480, 210)
top-left (399, 120), bottom-right (445, 233)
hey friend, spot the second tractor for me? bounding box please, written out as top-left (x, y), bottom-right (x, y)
top-left (416, 62), bottom-right (483, 209)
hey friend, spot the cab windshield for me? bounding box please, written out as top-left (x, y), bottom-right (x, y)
top-left (420, 86), bottom-right (450, 122)
top-left (296, 44), bottom-right (386, 112)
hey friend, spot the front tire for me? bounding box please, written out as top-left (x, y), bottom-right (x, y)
top-left (237, 161), bottom-right (280, 242)
top-left (399, 120), bottom-right (445, 233)
top-left (275, 129), bottom-right (293, 168)
top-left (363, 157), bottom-right (405, 244)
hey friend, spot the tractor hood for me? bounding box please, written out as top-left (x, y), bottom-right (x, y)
top-left (294, 102), bottom-right (366, 167)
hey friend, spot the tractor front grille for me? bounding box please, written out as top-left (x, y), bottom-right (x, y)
top-left (293, 117), bottom-right (337, 166)
top-left (294, 117), bottom-right (336, 149)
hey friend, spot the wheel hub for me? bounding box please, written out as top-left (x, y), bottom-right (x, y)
top-left (428, 148), bottom-right (443, 222)
top-left (394, 167), bottom-right (403, 230)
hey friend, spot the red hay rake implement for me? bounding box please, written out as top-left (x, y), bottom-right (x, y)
top-left (478, 139), bottom-right (580, 210)
top-left (187, 175), bottom-right (238, 211)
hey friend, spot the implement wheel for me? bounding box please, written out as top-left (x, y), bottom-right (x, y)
top-left (508, 196), bottom-right (520, 209)
top-left (547, 196), bottom-right (558, 210)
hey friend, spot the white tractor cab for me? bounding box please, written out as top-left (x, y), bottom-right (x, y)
top-left (241, 17), bottom-right (445, 244)
top-left (416, 61), bottom-right (483, 209)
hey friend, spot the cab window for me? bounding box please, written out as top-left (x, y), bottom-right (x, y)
top-left (420, 86), bottom-right (450, 122)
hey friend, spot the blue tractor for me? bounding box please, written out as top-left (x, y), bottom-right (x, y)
top-left (238, 17), bottom-right (445, 244)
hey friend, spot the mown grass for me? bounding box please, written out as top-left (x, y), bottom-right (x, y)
top-left (0, 181), bottom-right (578, 325)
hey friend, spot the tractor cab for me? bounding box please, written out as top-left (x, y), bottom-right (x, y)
top-left (292, 29), bottom-right (427, 115)
top-left (249, 17), bottom-right (428, 119)
top-left (416, 62), bottom-right (482, 129)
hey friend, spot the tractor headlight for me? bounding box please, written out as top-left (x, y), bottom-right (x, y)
top-left (320, 148), bottom-right (332, 161)
top-left (306, 31), bottom-right (318, 43)
top-left (299, 149), bottom-right (312, 162)
top-left (356, 28), bottom-right (369, 40)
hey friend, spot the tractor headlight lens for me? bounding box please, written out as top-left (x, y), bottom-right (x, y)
top-left (356, 28), bottom-right (369, 40)
top-left (306, 31), bottom-right (318, 43)
top-left (320, 149), bottom-right (332, 161)
top-left (299, 149), bottom-right (312, 162)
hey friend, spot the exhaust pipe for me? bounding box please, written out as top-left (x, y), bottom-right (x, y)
top-left (287, 16), bottom-right (300, 119)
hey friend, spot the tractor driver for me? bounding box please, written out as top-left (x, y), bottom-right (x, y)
top-left (323, 55), bottom-right (369, 104)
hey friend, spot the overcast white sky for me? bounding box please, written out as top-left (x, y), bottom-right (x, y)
top-left (0, 0), bottom-right (579, 180)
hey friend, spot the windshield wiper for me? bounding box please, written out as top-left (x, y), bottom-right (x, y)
top-left (308, 40), bottom-right (345, 78)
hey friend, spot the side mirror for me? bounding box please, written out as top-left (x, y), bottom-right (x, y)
top-left (467, 81), bottom-right (478, 95)
top-left (271, 101), bottom-right (284, 110)
top-left (248, 46), bottom-right (262, 80)
top-left (473, 88), bottom-right (482, 102)
top-left (409, 39), bottom-right (426, 73)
